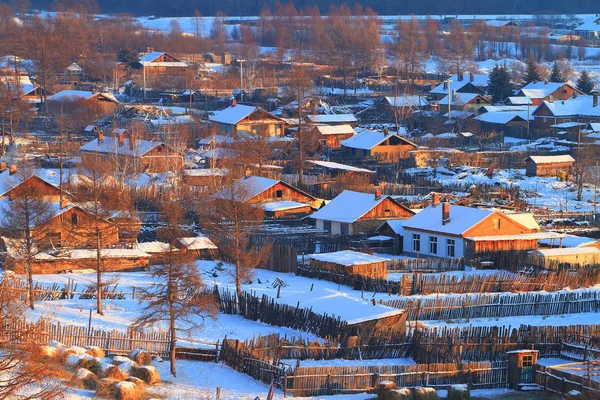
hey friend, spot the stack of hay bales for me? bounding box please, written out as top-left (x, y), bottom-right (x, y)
top-left (376, 382), bottom-right (439, 400)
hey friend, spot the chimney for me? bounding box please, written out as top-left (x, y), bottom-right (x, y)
top-left (384, 128), bottom-right (389, 136)
top-left (432, 192), bottom-right (440, 206)
top-left (118, 133), bottom-right (124, 145)
top-left (98, 132), bottom-right (104, 142)
top-left (443, 81), bottom-right (448, 90)
top-left (452, 89), bottom-right (457, 100)
top-left (60, 198), bottom-right (69, 209)
top-left (442, 202), bottom-right (450, 225)
top-left (375, 189), bottom-right (381, 200)
top-left (245, 167), bottom-right (251, 177)
top-left (594, 93), bottom-right (599, 108)
top-left (470, 72), bottom-right (474, 82)
top-left (458, 71), bottom-right (464, 81)
top-left (231, 98), bottom-right (237, 107)
top-left (0, 162), bottom-right (6, 172)
top-left (9, 165), bottom-right (16, 175)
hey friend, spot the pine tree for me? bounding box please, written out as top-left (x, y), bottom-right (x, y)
top-left (549, 61), bottom-right (565, 83)
top-left (576, 70), bottom-right (595, 95)
top-left (522, 55), bottom-right (541, 85)
top-left (487, 64), bottom-right (514, 104)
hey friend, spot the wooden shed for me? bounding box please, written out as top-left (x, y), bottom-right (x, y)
top-left (525, 155), bottom-right (575, 177)
top-left (507, 350), bottom-right (538, 390)
top-left (177, 237), bottom-right (218, 260)
top-left (308, 250), bottom-right (389, 279)
top-left (526, 247), bottom-right (600, 270)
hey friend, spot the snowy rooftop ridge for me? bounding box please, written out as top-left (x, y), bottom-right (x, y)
top-left (340, 129), bottom-right (416, 151)
top-left (47, 90), bottom-right (119, 104)
top-left (209, 104), bottom-right (259, 125)
top-left (308, 250), bottom-right (390, 266)
top-left (80, 136), bottom-right (164, 157)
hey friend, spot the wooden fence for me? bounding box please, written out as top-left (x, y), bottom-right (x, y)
top-left (383, 290), bottom-right (600, 321)
top-left (387, 257), bottom-right (464, 273)
top-left (0, 277), bottom-right (131, 301)
top-left (535, 362), bottom-right (600, 398)
top-left (285, 361), bottom-right (508, 397)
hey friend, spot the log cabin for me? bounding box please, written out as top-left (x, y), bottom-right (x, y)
top-left (437, 92), bottom-right (491, 112)
top-left (46, 90), bottom-right (119, 116)
top-left (308, 250), bottom-right (389, 279)
top-left (133, 51), bottom-right (192, 88)
top-left (309, 124), bottom-right (356, 149)
top-left (305, 114), bottom-right (357, 126)
top-left (429, 72), bottom-right (488, 100)
top-left (210, 102), bottom-right (285, 139)
top-left (401, 201), bottom-right (564, 263)
top-left (531, 95), bottom-right (600, 130)
top-left (517, 81), bottom-right (584, 106)
top-left (310, 190), bottom-right (415, 235)
top-left (80, 133), bottom-right (184, 174)
top-left (340, 129), bottom-right (418, 162)
top-left (524, 155), bottom-right (575, 177)
top-left (217, 175), bottom-right (319, 219)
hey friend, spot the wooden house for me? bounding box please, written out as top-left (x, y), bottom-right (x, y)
top-left (532, 95), bottom-right (600, 130)
top-left (177, 237), bottom-right (219, 259)
top-left (341, 129), bottom-right (418, 162)
top-left (183, 168), bottom-right (228, 188)
top-left (80, 133), bottom-right (184, 174)
top-left (308, 250), bottom-right (389, 279)
top-left (382, 95), bottom-right (430, 117)
top-left (218, 175), bottom-right (319, 219)
top-left (437, 92), bottom-right (491, 112)
top-left (507, 350), bottom-right (538, 390)
top-left (310, 190), bottom-right (415, 235)
top-left (210, 103), bottom-right (285, 139)
top-left (429, 72), bottom-right (488, 100)
top-left (573, 18), bottom-right (600, 39)
top-left (46, 90), bottom-right (119, 116)
top-left (306, 114), bottom-right (357, 127)
top-left (134, 51), bottom-right (191, 83)
top-left (526, 247), bottom-right (600, 270)
top-left (138, 241), bottom-right (176, 265)
top-left (0, 173), bottom-right (70, 203)
top-left (524, 155), bottom-right (575, 177)
top-left (517, 82), bottom-right (584, 106)
top-left (309, 124), bottom-right (356, 149)
top-left (401, 202), bottom-right (562, 262)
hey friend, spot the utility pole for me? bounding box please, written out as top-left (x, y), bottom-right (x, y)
top-left (445, 79), bottom-right (452, 124)
top-left (239, 59), bottom-right (245, 102)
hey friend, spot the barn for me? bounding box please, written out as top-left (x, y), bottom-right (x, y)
top-left (308, 250), bottom-right (390, 279)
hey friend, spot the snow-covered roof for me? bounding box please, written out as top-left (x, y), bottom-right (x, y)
top-left (310, 190), bottom-right (411, 224)
top-left (529, 247), bottom-right (600, 257)
top-left (178, 236), bottom-right (218, 250)
top-left (485, 19), bottom-right (518, 27)
top-left (437, 93), bottom-right (486, 107)
top-left (519, 81), bottom-right (581, 99)
top-left (308, 250), bottom-right (390, 266)
top-left (574, 20), bottom-right (600, 33)
top-left (466, 232), bottom-right (564, 242)
top-left (183, 168), bottom-right (228, 177)
top-left (379, 219), bottom-right (406, 235)
top-left (505, 213), bottom-right (540, 231)
top-left (539, 234), bottom-right (599, 248)
top-left (210, 104), bottom-right (275, 125)
top-left (215, 175), bottom-right (313, 203)
top-left (306, 114), bottom-right (357, 124)
top-left (506, 96), bottom-right (533, 105)
top-left (138, 241), bottom-right (174, 253)
top-left (536, 96), bottom-right (600, 118)
top-left (198, 135), bottom-right (233, 145)
top-left (340, 129), bottom-right (416, 151)
top-left (312, 124), bottom-right (356, 135)
top-left (587, 123), bottom-right (600, 133)
top-left (430, 73), bottom-right (489, 95)
top-left (138, 52), bottom-right (188, 67)
top-left (260, 200), bottom-right (310, 212)
top-left (402, 204), bottom-right (493, 236)
top-left (384, 95), bottom-right (429, 108)
top-left (47, 90), bottom-right (119, 104)
top-left (307, 160), bottom-right (375, 173)
top-left (526, 155), bottom-right (575, 164)
top-left (80, 136), bottom-right (163, 157)
top-left (474, 112), bottom-right (529, 124)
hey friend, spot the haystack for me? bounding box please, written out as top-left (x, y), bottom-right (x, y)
top-left (413, 387), bottom-right (438, 400)
top-left (84, 345), bottom-right (105, 358)
top-left (384, 388), bottom-right (412, 400)
top-left (129, 349), bottom-right (152, 365)
top-left (34, 345), bottom-right (62, 362)
top-left (72, 368), bottom-right (99, 390)
top-left (126, 377), bottom-right (145, 387)
top-left (109, 381), bottom-right (145, 400)
top-left (130, 365), bottom-right (160, 385)
top-left (100, 363), bottom-right (128, 380)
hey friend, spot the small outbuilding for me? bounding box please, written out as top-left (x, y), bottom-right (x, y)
top-left (308, 250), bottom-right (389, 279)
top-left (526, 247), bottom-right (600, 270)
top-left (525, 155), bottom-right (575, 177)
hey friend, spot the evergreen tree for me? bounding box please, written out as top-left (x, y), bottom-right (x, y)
top-left (549, 61), bottom-right (565, 83)
top-left (522, 55), bottom-right (541, 85)
top-left (487, 64), bottom-right (513, 104)
top-left (576, 70), bottom-right (595, 95)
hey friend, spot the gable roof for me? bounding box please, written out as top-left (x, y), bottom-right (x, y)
top-left (306, 114), bottom-right (357, 124)
top-left (312, 124), bottom-right (356, 135)
top-left (526, 155), bottom-right (575, 164)
top-left (80, 136), bottom-right (164, 157)
top-left (430, 73), bottom-right (489, 95)
top-left (341, 129), bottom-right (417, 150)
top-left (474, 112), bottom-right (529, 124)
top-left (138, 52), bottom-right (187, 67)
top-left (437, 93), bottom-right (489, 107)
top-left (47, 90), bottom-right (119, 104)
top-left (533, 96), bottom-right (600, 118)
top-left (210, 105), bottom-right (280, 125)
top-left (216, 175), bottom-right (315, 203)
top-left (518, 81), bottom-right (582, 99)
top-left (384, 95), bottom-right (429, 108)
top-left (402, 204), bottom-right (494, 236)
top-left (310, 190), bottom-right (414, 224)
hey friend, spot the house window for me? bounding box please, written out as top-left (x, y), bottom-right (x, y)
top-left (384, 209), bottom-right (391, 217)
top-left (412, 234), bottom-right (421, 252)
top-left (429, 236), bottom-right (438, 254)
top-left (493, 218), bottom-right (501, 229)
top-left (323, 220), bottom-right (332, 232)
top-left (275, 189), bottom-right (283, 198)
top-left (71, 213), bottom-right (78, 225)
top-left (522, 355), bottom-right (534, 367)
top-left (447, 239), bottom-right (456, 257)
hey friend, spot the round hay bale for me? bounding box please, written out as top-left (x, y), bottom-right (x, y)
top-left (60, 349), bottom-right (79, 365)
top-left (129, 349), bottom-right (152, 366)
top-left (448, 384), bottom-right (470, 400)
top-left (108, 381), bottom-right (145, 400)
top-left (112, 356), bottom-right (133, 365)
top-left (376, 381), bottom-right (398, 398)
top-left (84, 346), bottom-right (105, 358)
top-left (117, 359), bottom-right (137, 374)
top-left (383, 388), bottom-right (412, 400)
top-left (67, 346), bottom-right (89, 355)
top-left (75, 355), bottom-right (99, 370)
top-left (72, 368), bottom-right (99, 391)
top-left (48, 340), bottom-right (66, 349)
top-left (96, 378), bottom-right (114, 398)
top-left (413, 387), bottom-right (438, 400)
top-left (130, 365), bottom-right (160, 385)
top-left (125, 377), bottom-right (145, 388)
top-left (101, 364), bottom-right (128, 381)
top-left (33, 345), bottom-right (62, 363)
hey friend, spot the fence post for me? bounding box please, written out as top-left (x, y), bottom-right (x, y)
top-left (283, 375), bottom-right (288, 398)
top-left (215, 386), bottom-right (220, 400)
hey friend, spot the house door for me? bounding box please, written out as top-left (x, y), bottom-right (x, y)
top-left (520, 355), bottom-right (534, 384)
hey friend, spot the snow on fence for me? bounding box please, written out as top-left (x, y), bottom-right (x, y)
top-left (0, 278), bottom-right (131, 301)
top-left (534, 362), bottom-right (600, 397)
top-left (383, 290), bottom-right (600, 321)
top-left (1, 319), bottom-right (171, 356)
top-left (285, 361), bottom-right (508, 397)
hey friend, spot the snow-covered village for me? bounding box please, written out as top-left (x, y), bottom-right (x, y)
top-left (3, 1), bottom-right (600, 399)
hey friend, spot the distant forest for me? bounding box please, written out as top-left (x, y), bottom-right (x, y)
top-left (30, 0), bottom-right (600, 17)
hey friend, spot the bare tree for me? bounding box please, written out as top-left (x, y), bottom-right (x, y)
top-left (0, 166), bottom-right (54, 310)
top-left (132, 200), bottom-right (217, 378)
top-left (199, 176), bottom-right (271, 296)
